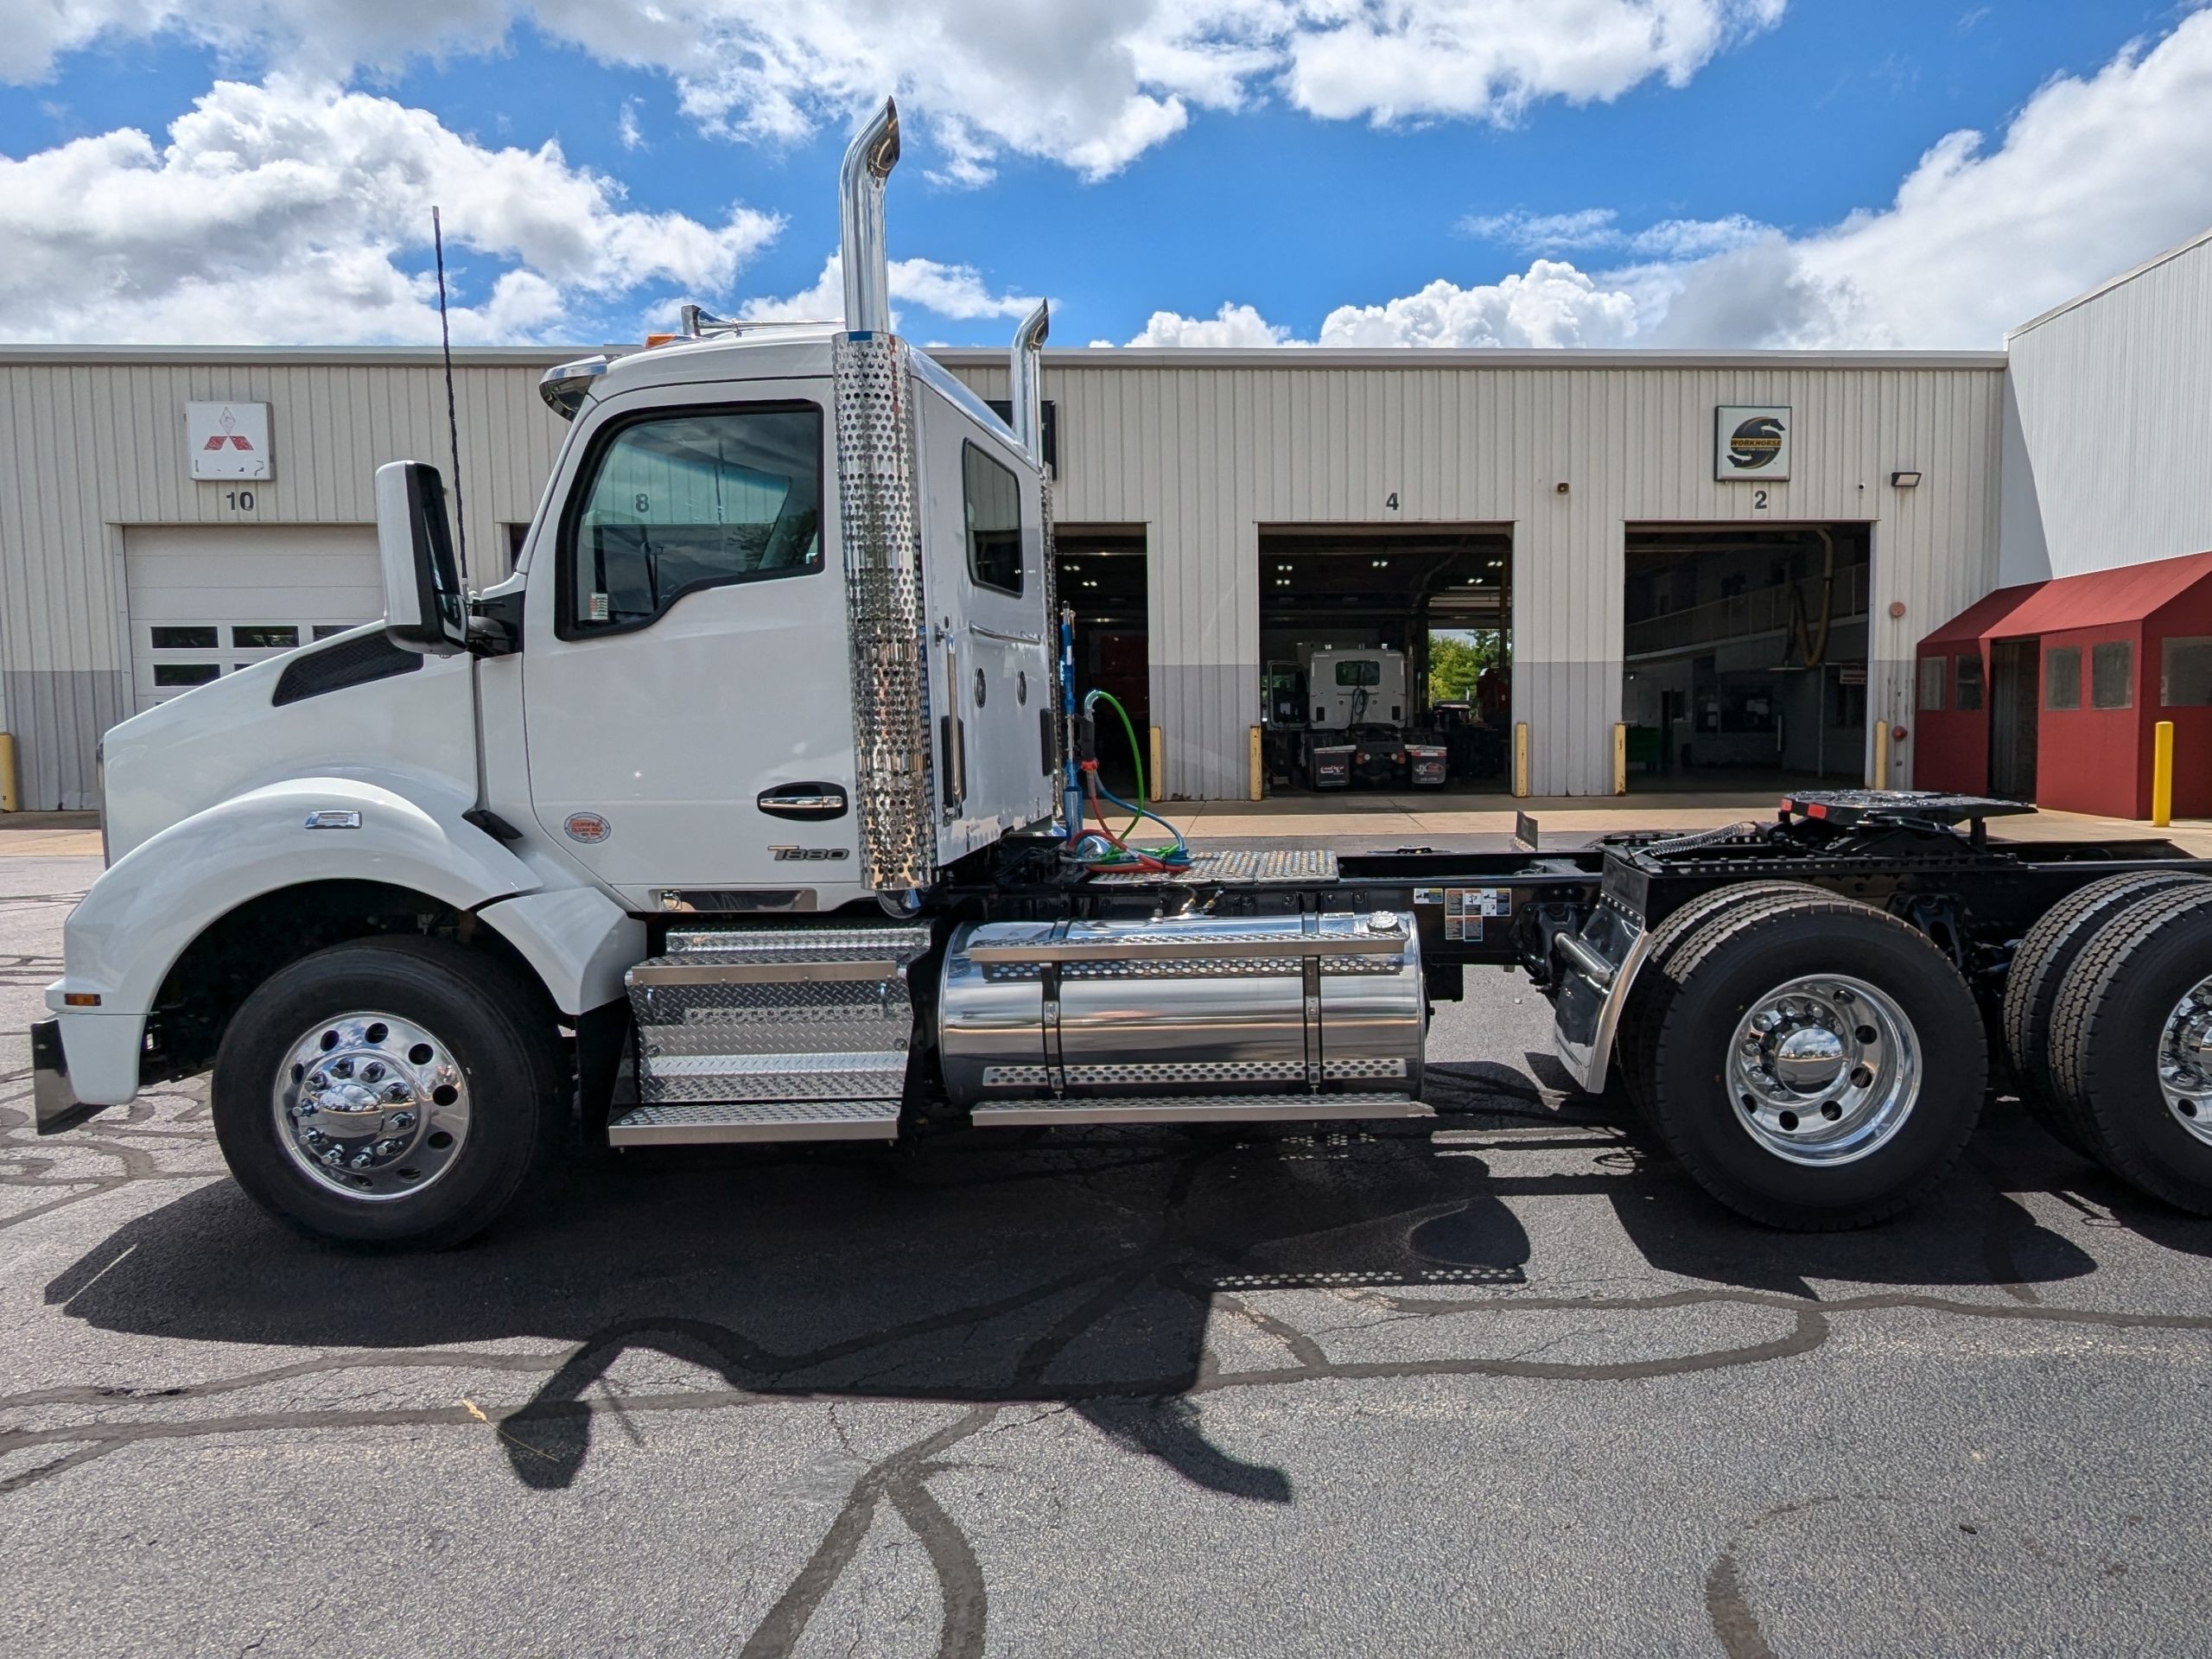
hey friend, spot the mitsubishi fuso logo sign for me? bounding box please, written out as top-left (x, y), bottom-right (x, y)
top-left (1715, 405), bottom-right (1790, 480)
top-left (186, 402), bottom-right (273, 480)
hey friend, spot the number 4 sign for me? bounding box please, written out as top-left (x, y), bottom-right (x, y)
top-left (186, 402), bottom-right (273, 480)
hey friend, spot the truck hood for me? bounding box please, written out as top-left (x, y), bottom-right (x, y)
top-left (100, 626), bottom-right (481, 862)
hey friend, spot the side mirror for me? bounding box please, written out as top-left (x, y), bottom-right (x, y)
top-left (375, 461), bottom-right (467, 655)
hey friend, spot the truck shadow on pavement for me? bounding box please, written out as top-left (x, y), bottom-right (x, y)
top-left (42, 1100), bottom-right (2121, 1494)
top-left (35, 1090), bottom-right (2210, 1656)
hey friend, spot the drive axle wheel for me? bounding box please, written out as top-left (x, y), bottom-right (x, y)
top-left (1645, 893), bottom-right (1986, 1230)
top-left (1612, 881), bottom-right (1823, 1116)
top-left (2048, 887), bottom-right (2212, 1215)
top-left (1999, 869), bottom-right (2210, 1155)
top-left (212, 938), bottom-right (559, 1249)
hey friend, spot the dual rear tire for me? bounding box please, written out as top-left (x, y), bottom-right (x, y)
top-left (1627, 891), bottom-right (1986, 1230)
top-left (2041, 885), bottom-right (2212, 1214)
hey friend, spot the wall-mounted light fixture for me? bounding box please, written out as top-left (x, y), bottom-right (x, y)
top-left (1891, 469), bottom-right (1923, 488)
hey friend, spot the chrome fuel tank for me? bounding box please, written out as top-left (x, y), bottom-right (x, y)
top-left (938, 912), bottom-right (1424, 1105)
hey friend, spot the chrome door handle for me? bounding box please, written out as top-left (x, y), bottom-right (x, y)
top-left (757, 783), bottom-right (849, 821)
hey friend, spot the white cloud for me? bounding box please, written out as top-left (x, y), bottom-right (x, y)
top-left (1461, 206), bottom-right (1768, 259)
top-left (1124, 302), bottom-right (1295, 346)
top-left (739, 252), bottom-right (1038, 328)
top-left (0, 78), bottom-right (779, 343)
top-left (1656, 10), bottom-right (2212, 346)
top-left (1281, 0), bottom-right (1786, 125)
top-left (1, 0), bottom-right (1789, 181)
top-left (1124, 261), bottom-right (1644, 347)
top-left (1318, 261), bottom-right (1642, 346)
top-left (1131, 11), bottom-right (2212, 352)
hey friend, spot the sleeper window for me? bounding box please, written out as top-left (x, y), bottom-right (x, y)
top-left (564, 405), bottom-right (822, 635)
top-left (963, 442), bottom-right (1024, 596)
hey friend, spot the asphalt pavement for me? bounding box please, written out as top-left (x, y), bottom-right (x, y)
top-left (6, 850), bottom-right (2212, 1656)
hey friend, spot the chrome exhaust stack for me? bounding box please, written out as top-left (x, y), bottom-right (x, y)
top-left (1009, 299), bottom-right (1050, 467)
top-left (838, 99), bottom-right (901, 334)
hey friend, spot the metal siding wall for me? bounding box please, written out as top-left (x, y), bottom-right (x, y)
top-left (950, 354), bottom-right (2005, 797)
top-left (1, 348), bottom-right (2005, 810)
top-left (2005, 236), bottom-right (2212, 583)
top-left (0, 353), bottom-right (570, 807)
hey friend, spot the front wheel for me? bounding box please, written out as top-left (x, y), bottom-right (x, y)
top-left (1645, 893), bottom-right (1986, 1230)
top-left (211, 938), bottom-right (561, 1249)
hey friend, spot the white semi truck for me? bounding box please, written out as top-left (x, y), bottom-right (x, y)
top-left (31, 102), bottom-right (2212, 1249)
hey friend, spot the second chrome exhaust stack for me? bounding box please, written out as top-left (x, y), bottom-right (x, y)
top-left (1009, 299), bottom-right (1049, 467)
top-left (839, 99), bottom-right (900, 334)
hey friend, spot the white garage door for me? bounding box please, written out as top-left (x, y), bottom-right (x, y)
top-left (125, 524), bottom-right (383, 709)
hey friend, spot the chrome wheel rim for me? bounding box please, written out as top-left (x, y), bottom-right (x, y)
top-left (271, 1012), bottom-right (470, 1201)
top-left (2158, 976), bottom-right (2212, 1146)
top-left (1726, 974), bottom-right (1920, 1166)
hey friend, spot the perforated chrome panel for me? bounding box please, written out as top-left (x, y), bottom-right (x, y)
top-left (834, 333), bottom-right (936, 893)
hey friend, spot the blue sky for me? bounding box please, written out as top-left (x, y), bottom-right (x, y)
top-left (2, 2), bottom-right (2209, 348)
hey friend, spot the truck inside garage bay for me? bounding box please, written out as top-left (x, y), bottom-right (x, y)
top-left (29, 102), bottom-right (2212, 1249)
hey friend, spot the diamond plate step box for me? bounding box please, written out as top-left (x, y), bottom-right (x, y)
top-left (626, 925), bottom-right (932, 1118)
top-left (607, 1100), bottom-right (902, 1147)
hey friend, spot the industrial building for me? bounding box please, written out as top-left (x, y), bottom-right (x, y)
top-left (3, 226), bottom-right (2208, 813)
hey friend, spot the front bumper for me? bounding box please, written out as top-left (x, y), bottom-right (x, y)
top-left (29, 1019), bottom-right (106, 1135)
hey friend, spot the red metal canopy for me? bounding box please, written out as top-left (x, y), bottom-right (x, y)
top-left (1917, 582), bottom-right (2042, 650)
top-left (1918, 550), bottom-right (2212, 652)
top-left (1996, 550), bottom-right (2212, 636)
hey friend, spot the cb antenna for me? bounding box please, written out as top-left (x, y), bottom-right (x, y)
top-left (431, 206), bottom-right (470, 594)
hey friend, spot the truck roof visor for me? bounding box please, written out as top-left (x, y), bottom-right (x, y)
top-left (838, 99), bottom-right (900, 335)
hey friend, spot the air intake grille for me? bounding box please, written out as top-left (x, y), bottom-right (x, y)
top-left (271, 632), bottom-right (423, 707)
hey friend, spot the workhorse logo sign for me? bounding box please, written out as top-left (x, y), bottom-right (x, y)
top-left (1715, 405), bottom-right (1791, 480)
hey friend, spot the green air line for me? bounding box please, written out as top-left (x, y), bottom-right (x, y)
top-left (1089, 689), bottom-right (1147, 812)
top-left (1084, 687), bottom-right (1179, 855)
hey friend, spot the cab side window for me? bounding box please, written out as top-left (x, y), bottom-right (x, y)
top-left (563, 404), bottom-right (822, 636)
top-left (963, 442), bottom-right (1024, 596)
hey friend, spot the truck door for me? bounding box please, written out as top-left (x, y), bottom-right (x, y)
top-left (520, 384), bottom-right (864, 907)
top-left (917, 400), bottom-right (1057, 862)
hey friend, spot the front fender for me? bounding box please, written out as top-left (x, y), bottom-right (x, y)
top-left (50, 775), bottom-right (542, 1025)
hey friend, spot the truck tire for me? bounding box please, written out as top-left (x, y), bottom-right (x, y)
top-left (1612, 881), bottom-right (1824, 1116)
top-left (211, 937), bottom-right (562, 1249)
top-left (1644, 892), bottom-right (1986, 1230)
top-left (2000, 869), bottom-right (2209, 1156)
top-left (2045, 887), bottom-right (2212, 1214)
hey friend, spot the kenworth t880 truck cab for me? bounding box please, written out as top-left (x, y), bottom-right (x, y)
top-left (31, 101), bottom-right (2212, 1249)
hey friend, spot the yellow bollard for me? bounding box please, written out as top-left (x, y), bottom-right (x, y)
top-left (2153, 720), bottom-right (2175, 827)
top-left (1513, 721), bottom-right (1532, 799)
top-left (0, 732), bottom-right (16, 812)
top-left (1872, 721), bottom-right (1890, 791)
top-left (1612, 722), bottom-right (1628, 796)
top-left (1249, 724), bottom-right (1262, 802)
top-left (1149, 725), bottom-right (1165, 801)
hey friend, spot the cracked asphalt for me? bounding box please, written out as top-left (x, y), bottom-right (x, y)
top-left (6, 849), bottom-right (2212, 1656)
